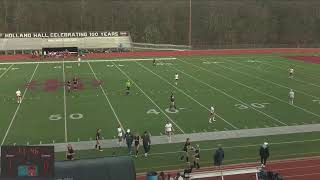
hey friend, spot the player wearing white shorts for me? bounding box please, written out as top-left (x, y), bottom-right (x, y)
top-left (209, 106), bottom-right (215, 123)
top-left (165, 121), bottom-right (173, 143)
top-left (289, 89), bottom-right (295, 105)
top-left (117, 126), bottom-right (123, 146)
top-left (175, 73), bottom-right (179, 85)
top-left (77, 57), bottom-right (81, 67)
top-left (16, 89), bottom-right (22, 104)
top-left (289, 68), bottom-right (294, 78)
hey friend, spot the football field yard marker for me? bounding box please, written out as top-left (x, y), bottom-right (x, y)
top-left (1, 63), bottom-right (39, 146)
top-left (0, 64), bottom-right (14, 79)
top-left (221, 60), bottom-right (320, 100)
top-left (88, 62), bottom-right (125, 132)
top-left (137, 61), bottom-right (238, 129)
top-left (188, 60), bottom-right (320, 119)
top-left (112, 62), bottom-right (185, 134)
top-left (62, 61), bottom-right (68, 142)
top-left (175, 59), bottom-right (292, 126)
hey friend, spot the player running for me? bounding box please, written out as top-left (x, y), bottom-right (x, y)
top-left (209, 105), bottom-right (216, 123)
top-left (153, 59), bottom-right (156, 66)
top-left (95, 128), bottom-right (103, 152)
top-left (73, 77), bottom-right (78, 90)
top-left (288, 67), bottom-right (294, 78)
top-left (175, 73), bottom-right (179, 85)
top-left (169, 92), bottom-right (177, 111)
top-left (16, 89), bottom-right (22, 104)
top-left (165, 121), bottom-right (174, 143)
top-left (289, 89), bottom-right (295, 105)
top-left (66, 80), bottom-right (71, 93)
top-left (77, 56), bottom-right (81, 67)
top-left (126, 80), bottom-right (131, 95)
top-left (117, 125), bottom-right (123, 146)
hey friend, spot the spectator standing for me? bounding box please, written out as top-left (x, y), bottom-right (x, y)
top-left (142, 131), bottom-right (151, 157)
top-left (125, 129), bottom-right (133, 155)
top-left (158, 172), bottom-right (166, 180)
top-left (193, 144), bottom-right (200, 169)
top-left (259, 142), bottom-right (270, 167)
top-left (213, 144), bottom-right (224, 169)
top-left (66, 144), bottom-right (75, 160)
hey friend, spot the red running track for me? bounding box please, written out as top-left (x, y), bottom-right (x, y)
top-left (137, 156), bottom-right (320, 180)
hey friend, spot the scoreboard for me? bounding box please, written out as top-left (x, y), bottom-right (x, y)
top-left (0, 146), bottom-right (54, 179)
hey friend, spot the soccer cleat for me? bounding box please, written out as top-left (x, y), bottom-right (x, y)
top-left (99, 149), bottom-right (103, 152)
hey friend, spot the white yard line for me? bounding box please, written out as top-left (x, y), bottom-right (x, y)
top-left (179, 59), bottom-right (320, 119)
top-left (0, 57), bottom-right (176, 65)
top-left (258, 61), bottom-right (320, 88)
top-left (215, 61), bottom-right (320, 100)
top-left (1, 63), bottom-right (39, 145)
top-left (87, 62), bottom-right (125, 132)
top-left (62, 61), bottom-right (68, 142)
top-left (172, 61), bottom-right (287, 126)
top-left (136, 61), bottom-right (238, 130)
top-left (112, 62), bottom-right (185, 134)
top-left (0, 64), bottom-right (14, 79)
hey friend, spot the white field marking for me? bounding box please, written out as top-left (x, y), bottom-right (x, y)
top-left (137, 61), bottom-right (238, 129)
top-left (172, 61), bottom-right (287, 126)
top-left (112, 62), bottom-right (185, 134)
top-left (179, 59), bottom-right (320, 120)
top-left (264, 125), bottom-right (270, 128)
top-left (0, 64), bottom-right (14, 79)
top-left (215, 62), bottom-right (320, 100)
top-left (0, 57), bottom-right (177, 65)
top-left (257, 61), bottom-right (320, 88)
top-left (224, 128), bottom-right (229, 131)
top-left (192, 130), bottom-right (196, 133)
top-left (313, 100), bottom-right (320, 104)
top-left (160, 132), bottom-right (163, 135)
top-left (284, 173), bottom-right (320, 179)
top-left (62, 61), bottom-right (68, 142)
top-left (203, 129), bottom-right (207, 132)
top-left (1, 63), bottom-right (39, 146)
top-left (87, 62), bottom-right (125, 132)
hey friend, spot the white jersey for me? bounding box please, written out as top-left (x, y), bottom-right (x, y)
top-left (210, 107), bottom-right (215, 114)
top-left (16, 90), bottom-right (21, 97)
top-left (289, 91), bottom-right (295, 98)
top-left (175, 74), bottom-right (179, 80)
top-left (165, 123), bottom-right (172, 132)
top-left (117, 128), bottom-right (123, 137)
top-left (289, 68), bottom-right (294, 73)
top-left (78, 57), bottom-right (81, 62)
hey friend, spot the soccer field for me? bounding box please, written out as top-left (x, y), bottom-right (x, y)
top-left (0, 54), bottom-right (320, 146)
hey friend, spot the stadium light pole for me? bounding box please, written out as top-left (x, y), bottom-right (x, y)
top-left (189, 0), bottom-right (192, 47)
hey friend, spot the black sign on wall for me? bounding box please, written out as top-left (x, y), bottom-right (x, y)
top-left (1, 146), bottom-right (54, 178)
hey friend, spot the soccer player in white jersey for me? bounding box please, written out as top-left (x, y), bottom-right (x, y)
top-left (77, 56), bottom-right (81, 67)
top-left (16, 89), bottom-right (22, 104)
top-left (175, 73), bottom-right (179, 85)
top-left (289, 89), bottom-right (295, 105)
top-left (165, 121), bottom-right (173, 143)
top-left (289, 68), bottom-right (294, 78)
top-left (209, 106), bottom-right (216, 123)
top-left (117, 125), bottom-right (123, 146)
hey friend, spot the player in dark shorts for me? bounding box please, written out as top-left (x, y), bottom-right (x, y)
top-left (66, 80), bottom-right (71, 93)
top-left (95, 128), bottom-right (103, 152)
top-left (169, 92), bottom-right (177, 111)
top-left (73, 77), bottom-right (78, 90)
top-left (153, 59), bottom-right (156, 66)
top-left (66, 144), bottom-right (75, 160)
top-left (134, 132), bottom-right (140, 158)
top-left (142, 131), bottom-right (151, 158)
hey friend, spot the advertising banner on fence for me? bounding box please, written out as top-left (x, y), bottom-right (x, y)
top-left (0, 31), bottom-right (129, 38)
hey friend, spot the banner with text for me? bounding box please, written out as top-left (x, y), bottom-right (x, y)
top-left (0, 31), bottom-right (129, 38)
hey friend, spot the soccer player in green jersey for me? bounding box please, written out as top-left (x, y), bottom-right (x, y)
top-left (126, 80), bottom-right (131, 95)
